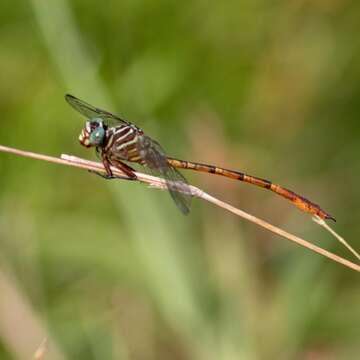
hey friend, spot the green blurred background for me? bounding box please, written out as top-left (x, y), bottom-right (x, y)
top-left (0, 1), bottom-right (359, 359)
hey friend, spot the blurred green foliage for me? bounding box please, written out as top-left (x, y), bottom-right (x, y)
top-left (0, 0), bottom-right (359, 359)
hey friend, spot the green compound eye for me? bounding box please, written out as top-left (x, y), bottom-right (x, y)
top-left (89, 125), bottom-right (105, 146)
top-left (86, 118), bottom-right (106, 146)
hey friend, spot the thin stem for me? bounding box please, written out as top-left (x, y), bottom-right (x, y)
top-left (313, 216), bottom-right (360, 261)
top-left (0, 144), bottom-right (359, 272)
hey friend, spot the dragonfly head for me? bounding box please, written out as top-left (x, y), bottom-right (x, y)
top-left (79, 119), bottom-right (106, 148)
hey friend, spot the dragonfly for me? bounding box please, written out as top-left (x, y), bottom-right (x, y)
top-left (65, 94), bottom-right (335, 221)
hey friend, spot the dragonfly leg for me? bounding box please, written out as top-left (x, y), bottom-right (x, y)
top-left (109, 158), bottom-right (137, 180)
top-left (98, 155), bottom-right (138, 180)
top-left (88, 170), bottom-right (130, 180)
top-left (89, 156), bottom-right (137, 181)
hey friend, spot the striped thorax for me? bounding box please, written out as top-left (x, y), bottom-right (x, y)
top-left (106, 124), bottom-right (144, 163)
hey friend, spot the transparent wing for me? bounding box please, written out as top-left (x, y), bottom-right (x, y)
top-left (137, 135), bottom-right (192, 214)
top-left (65, 94), bottom-right (130, 126)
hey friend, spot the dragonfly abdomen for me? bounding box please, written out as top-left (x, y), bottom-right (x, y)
top-left (167, 158), bottom-right (335, 221)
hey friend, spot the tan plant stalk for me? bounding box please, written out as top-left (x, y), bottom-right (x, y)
top-left (0, 144), bottom-right (359, 272)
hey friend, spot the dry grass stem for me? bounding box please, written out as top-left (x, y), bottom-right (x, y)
top-left (313, 216), bottom-right (360, 261)
top-left (0, 144), bottom-right (359, 273)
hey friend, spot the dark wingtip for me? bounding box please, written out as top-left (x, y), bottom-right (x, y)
top-left (65, 94), bottom-right (74, 101)
top-left (181, 207), bottom-right (190, 215)
top-left (178, 203), bottom-right (191, 215)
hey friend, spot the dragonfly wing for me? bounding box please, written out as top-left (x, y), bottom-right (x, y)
top-left (65, 94), bottom-right (129, 126)
top-left (137, 135), bottom-right (192, 214)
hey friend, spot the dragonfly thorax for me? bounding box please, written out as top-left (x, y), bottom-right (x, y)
top-left (79, 118), bottom-right (107, 148)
